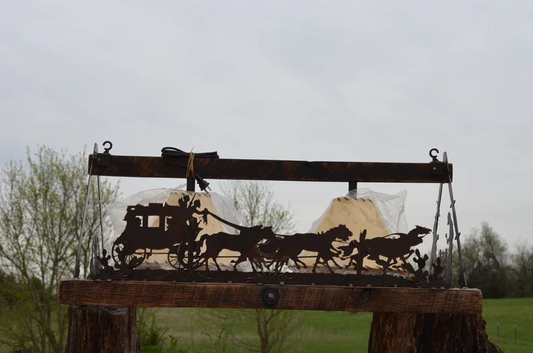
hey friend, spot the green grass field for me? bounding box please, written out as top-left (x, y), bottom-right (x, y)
top-left (149, 308), bottom-right (372, 353)
top-left (483, 297), bottom-right (533, 353)
top-left (0, 298), bottom-right (530, 352)
top-left (152, 297), bottom-right (533, 353)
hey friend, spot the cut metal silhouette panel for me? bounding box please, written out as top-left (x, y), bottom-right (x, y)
top-left (92, 193), bottom-right (448, 288)
top-left (83, 144), bottom-right (460, 288)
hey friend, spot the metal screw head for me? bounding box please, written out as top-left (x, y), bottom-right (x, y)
top-left (262, 289), bottom-right (279, 306)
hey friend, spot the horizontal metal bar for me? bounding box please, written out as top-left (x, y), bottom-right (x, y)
top-left (89, 155), bottom-right (452, 183)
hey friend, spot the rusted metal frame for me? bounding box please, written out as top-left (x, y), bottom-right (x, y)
top-left (86, 148), bottom-right (454, 288)
top-left (444, 152), bottom-right (466, 287)
top-left (445, 212), bottom-right (455, 281)
top-left (91, 269), bottom-right (452, 288)
top-left (89, 155), bottom-right (452, 183)
top-left (429, 183), bottom-right (443, 273)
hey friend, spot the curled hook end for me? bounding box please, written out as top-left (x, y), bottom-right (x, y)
top-left (429, 148), bottom-right (439, 162)
top-left (103, 141), bottom-right (113, 154)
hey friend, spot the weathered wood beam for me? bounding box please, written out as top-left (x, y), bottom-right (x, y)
top-left (89, 155), bottom-right (452, 183)
top-left (58, 281), bottom-right (480, 314)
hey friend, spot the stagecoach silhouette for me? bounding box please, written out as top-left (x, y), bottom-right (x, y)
top-left (112, 198), bottom-right (201, 270)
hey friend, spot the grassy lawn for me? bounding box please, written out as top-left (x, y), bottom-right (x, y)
top-left (483, 297), bottom-right (533, 353)
top-left (298, 311), bottom-right (372, 353)
top-left (151, 308), bottom-right (372, 353)
top-left (0, 297), bottom-right (530, 352)
top-left (153, 297), bottom-right (533, 353)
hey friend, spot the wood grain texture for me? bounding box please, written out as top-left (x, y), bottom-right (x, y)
top-left (65, 305), bottom-right (137, 353)
top-left (369, 312), bottom-right (502, 353)
top-left (89, 155), bottom-right (452, 183)
top-left (58, 280), bottom-right (481, 314)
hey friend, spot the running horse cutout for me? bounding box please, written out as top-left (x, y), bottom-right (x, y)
top-left (197, 208), bottom-right (276, 271)
top-left (340, 225), bottom-right (432, 275)
top-left (259, 224), bottom-right (353, 273)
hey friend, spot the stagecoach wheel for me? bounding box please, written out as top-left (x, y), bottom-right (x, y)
top-left (168, 242), bottom-right (197, 269)
top-left (168, 242), bottom-right (190, 269)
top-left (168, 244), bottom-right (182, 269)
top-left (112, 241), bottom-right (147, 269)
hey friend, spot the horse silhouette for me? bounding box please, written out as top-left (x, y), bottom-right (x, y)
top-left (338, 229), bottom-right (368, 269)
top-left (364, 225), bottom-right (431, 274)
top-left (259, 224), bottom-right (352, 273)
top-left (197, 209), bottom-right (276, 271)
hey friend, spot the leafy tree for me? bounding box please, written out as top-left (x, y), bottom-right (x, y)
top-left (0, 146), bottom-right (119, 353)
top-left (199, 181), bottom-right (302, 353)
top-left (461, 222), bottom-right (512, 298)
top-left (222, 181), bottom-right (295, 234)
top-left (460, 223), bottom-right (533, 298)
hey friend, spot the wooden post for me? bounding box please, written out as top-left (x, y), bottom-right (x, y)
top-left (65, 305), bottom-right (137, 353)
top-left (369, 313), bottom-right (502, 353)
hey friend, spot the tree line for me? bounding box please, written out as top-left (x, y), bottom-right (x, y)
top-left (0, 147), bottom-right (119, 353)
top-left (461, 222), bottom-right (533, 298)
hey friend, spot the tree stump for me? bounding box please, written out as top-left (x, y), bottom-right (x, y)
top-left (65, 305), bottom-right (137, 353)
top-left (369, 313), bottom-right (502, 353)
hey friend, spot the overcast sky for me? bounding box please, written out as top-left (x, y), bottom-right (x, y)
top-left (1, 1), bottom-right (532, 253)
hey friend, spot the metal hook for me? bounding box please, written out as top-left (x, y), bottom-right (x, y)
top-left (429, 148), bottom-right (439, 162)
top-left (103, 141), bottom-right (113, 154)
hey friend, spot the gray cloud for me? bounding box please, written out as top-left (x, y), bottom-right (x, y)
top-left (1, 0), bottom-right (532, 249)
